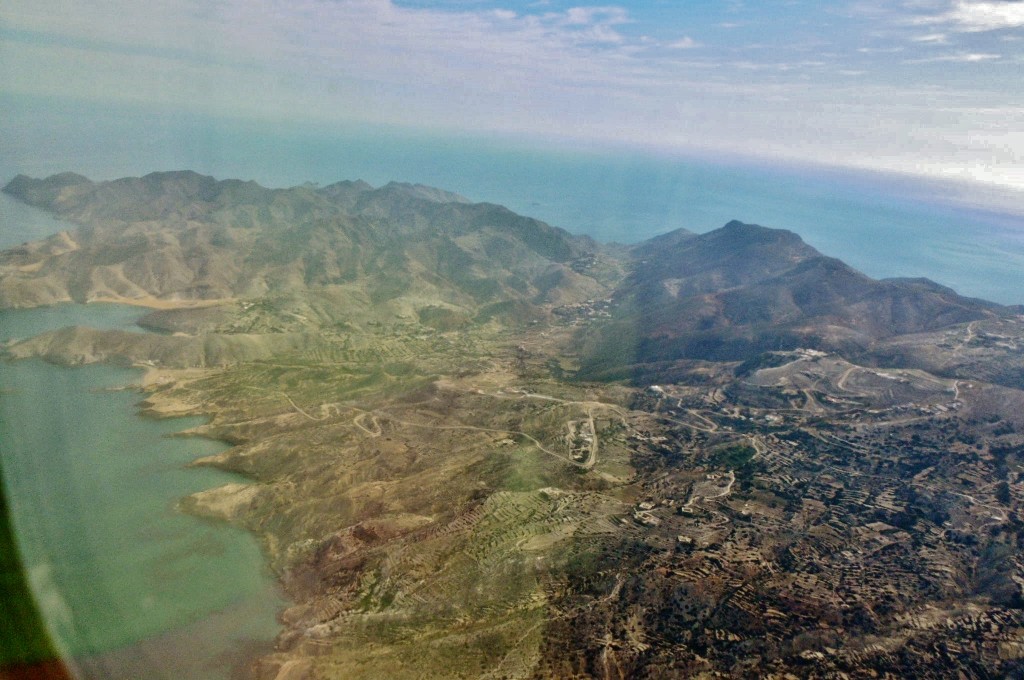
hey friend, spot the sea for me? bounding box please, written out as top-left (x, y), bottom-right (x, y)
top-left (1, 109), bottom-right (1023, 303)
top-left (0, 120), bottom-right (1022, 677)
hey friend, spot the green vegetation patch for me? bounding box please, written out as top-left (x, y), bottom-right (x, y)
top-left (709, 443), bottom-right (756, 469)
top-left (417, 306), bottom-right (469, 332)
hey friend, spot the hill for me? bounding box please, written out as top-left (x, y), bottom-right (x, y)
top-left (576, 220), bottom-right (1015, 379)
top-left (1, 172), bottom-right (606, 320)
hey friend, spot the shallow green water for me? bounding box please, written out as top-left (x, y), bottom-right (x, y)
top-left (0, 305), bottom-right (282, 679)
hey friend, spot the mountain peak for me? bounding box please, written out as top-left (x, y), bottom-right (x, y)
top-left (631, 227), bottom-right (696, 258)
top-left (0, 170), bottom-right (598, 316)
top-left (628, 220), bottom-right (820, 298)
top-left (3, 172), bottom-right (95, 208)
top-left (378, 181), bottom-right (470, 204)
top-left (4, 171), bottom-right (92, 194)
top-left (707, 220), bottom-right (807, 246)
top-left (140, 170), bottom-right (215, 183)
top-left (321, 179), bottom-right (373, 193)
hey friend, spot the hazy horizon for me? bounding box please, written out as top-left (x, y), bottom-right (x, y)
top-left (3, 0), bottom-right (1024, 197)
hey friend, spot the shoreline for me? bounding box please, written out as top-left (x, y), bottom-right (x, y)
top-left (0, 298), bottom-right (232, 312)
top-left (86, 296), bottom-right (235, 311)
top-left (131, 367), bottom-right (293, 680)
top-left (137, 365), bottom-right (216, 417)
top-left (1, 326), bottom-right (289, 680)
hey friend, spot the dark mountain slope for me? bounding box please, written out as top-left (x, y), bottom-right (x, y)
top-left (630, 220), bottom-right (818, 299)
top-left (578, 220), bottom-right (1011, 377)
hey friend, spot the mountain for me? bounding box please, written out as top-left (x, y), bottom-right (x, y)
top-left (577, 220), bottom-right (1014, 378)
top-left (5, 176), bottom-right (1019, 381)
top-left (0, 171), bottom-right (605, 317)
top-left (4, 175), bottom-right (1019, 379)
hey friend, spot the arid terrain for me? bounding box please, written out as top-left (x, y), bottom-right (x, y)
top-left (4, 172), bottom-right (1024, 679)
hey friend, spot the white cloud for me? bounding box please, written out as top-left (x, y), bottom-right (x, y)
top-left (905, 51), bottom-right (1002, 61)
top-left (0, 0), bottom-right (700, 140)
top-left (561, 6), bottom-right (629, 27)
top-left (916, 0), bottom-right (1024, 32)
top-left (912, 32), bottom-right (950, 42)
top-left (1, 0), bottom-right (1022, 191)
top-left (667, 36), bottom-right (700, 49)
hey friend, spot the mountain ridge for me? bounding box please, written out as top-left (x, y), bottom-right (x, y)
top-left (4, 172), bottom-right (1020, 383)
top-left (573, 218), bottom-right (1016, 380)
top-left (1, 171), bottom-right (605, 318)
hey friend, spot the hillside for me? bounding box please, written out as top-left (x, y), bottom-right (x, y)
top-left (4, 176), bottom-right (1021, 381)
top-left (576, 220), bottom-right (1016, 379)
top-left (0, 172), bottom-right (607, 319)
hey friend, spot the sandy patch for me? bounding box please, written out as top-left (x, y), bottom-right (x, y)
top-left (87, 295), bottom-right (234, 310)
top-left (185, 483), bottom-right (262, 522)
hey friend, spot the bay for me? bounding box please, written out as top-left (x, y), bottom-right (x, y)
top-left (0, 192), bottom-right (80, 251)
top-left (0, 305), bottom-right (282, 679)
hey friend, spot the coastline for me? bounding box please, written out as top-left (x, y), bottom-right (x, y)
top-left (132, 367), bottom-right (293, 679)
top-left (138, 366), bottom-right (217, 417)
top-left (1, 303), bottom-right (288, 680)
top-left (87, 296), bottom-right (235, 311)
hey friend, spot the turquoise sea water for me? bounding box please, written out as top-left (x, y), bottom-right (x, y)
top-left (2, 111), bottom-right (1022, 303)
top-left (0, 305), bottom-right (282, 679)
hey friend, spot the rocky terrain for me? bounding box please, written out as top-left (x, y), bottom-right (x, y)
top-left (4, 172), bottom-right (1024, 679)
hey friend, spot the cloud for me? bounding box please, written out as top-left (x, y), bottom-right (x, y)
top-left (2, 1), bottom-right (652, 92)
top-left (561, 6), bottom-right (629, 27)
top-left (667, 36), bottom-right (700, 49)
top-left (905, 51), bottom-right (1002, 61)
top-left (1, 0), bottom-right (705, 142)
top-left (912, 32), bottom-right (950, 42)
top-left (915, 0), bottom-right (1024, 32)
top-left (1, 0), bottom-right (1022, 191)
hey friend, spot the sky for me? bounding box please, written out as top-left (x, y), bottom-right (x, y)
top-left (1, 0), bottom-right (1023, 193)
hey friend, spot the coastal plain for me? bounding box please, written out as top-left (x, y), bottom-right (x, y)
top-left (3, 172), bottom-right (1024, 679)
